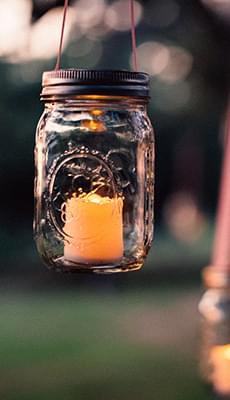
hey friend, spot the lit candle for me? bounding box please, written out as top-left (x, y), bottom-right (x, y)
top-left (63, 192), bottom-right (124, 264)
top-left (210, 344), bottom-right (230, 395)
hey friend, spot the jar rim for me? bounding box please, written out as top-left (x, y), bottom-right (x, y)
top-left (203, 266), bottom-right (230, 289)
top-left (41, 69), bottom-right (150, 99)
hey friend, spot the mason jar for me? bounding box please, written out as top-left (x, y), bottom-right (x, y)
top-left (199, 268), bottom-right (230, 397)
top-left (34, 69), bottom-right (154, 273)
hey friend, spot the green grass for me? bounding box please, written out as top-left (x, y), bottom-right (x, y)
top-left (0, 287), bottom-right (211, 400)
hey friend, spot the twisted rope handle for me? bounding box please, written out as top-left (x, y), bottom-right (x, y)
top-left (55, 0), bottom-right (139, 71)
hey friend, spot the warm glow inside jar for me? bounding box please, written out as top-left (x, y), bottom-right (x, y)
top-left (34, 69), bottom-right (154, 273)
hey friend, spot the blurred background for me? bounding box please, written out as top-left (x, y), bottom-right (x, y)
top-left (0, 0), bottom-right (229, 399)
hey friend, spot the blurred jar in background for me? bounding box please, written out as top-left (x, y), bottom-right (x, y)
top-left (34, 69), bottom-right (154, 273)
top-left (199, 271), bottom-right (230, 398)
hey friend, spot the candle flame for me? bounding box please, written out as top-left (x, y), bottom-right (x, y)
top-left (81, 119), bottom-right (106, 132)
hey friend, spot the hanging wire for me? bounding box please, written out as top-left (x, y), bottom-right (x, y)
top-left (55, 0), bottom-right (139, 72)
top-left (129, 0), bottom-right (138, 71)
top-left (55, 0), bottom-right (69, 70)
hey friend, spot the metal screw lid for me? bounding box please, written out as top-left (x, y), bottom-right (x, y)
top-left (41, 69), bottom-right (150, 99)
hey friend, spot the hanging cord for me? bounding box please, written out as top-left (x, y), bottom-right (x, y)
top-left (55, 0), bottom-right (138, 71)
top-left (129, 0), bottom-right (138, 71)
top-left (212, 95), bottom-right (230, 271)
top-left (55, 0), bottom-right (69, 70)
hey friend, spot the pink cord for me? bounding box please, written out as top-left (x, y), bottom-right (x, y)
top-left (129, 0), bottom-right (138, 71)
top-left (212, 96), bottom-right (230, 271)
top-left (55, 0), bottom-right (69, 70)
top-left (55, 0), bottom-right (138, 71)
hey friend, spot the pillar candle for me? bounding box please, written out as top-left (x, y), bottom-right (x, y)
top-left (210, 344), bottom-right (230, 395)
top-left (63, 192), bottom-right (124, 264)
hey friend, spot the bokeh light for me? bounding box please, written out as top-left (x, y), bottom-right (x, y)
top-left (163, 192), bottom-right (207, 243)
top-left (136, 41), bottom-right (193, 83)
top-left (0, 0), bottom-right (31, 59)
top-left (27, 6), bottom-right (74, 61)
top-left (105, 0), bottom-right (142, 31)
top-left (74, 0), bottom-right (106, 33)
top-left (0, 1), bottom-right (76, 63)
top-left (202, 0), bottom-right (230, 22)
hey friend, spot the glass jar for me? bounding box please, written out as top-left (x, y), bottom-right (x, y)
top-left (199, 268), bottom-right (230, 398)
top-left (34, 69), bottom-right (154, 273)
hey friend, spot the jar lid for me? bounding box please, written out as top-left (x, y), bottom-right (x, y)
top-left (41, 69), bottom-right (150, 98)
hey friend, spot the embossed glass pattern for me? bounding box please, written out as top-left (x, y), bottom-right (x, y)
top-left (34, 71), bottom-right (154, 273)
